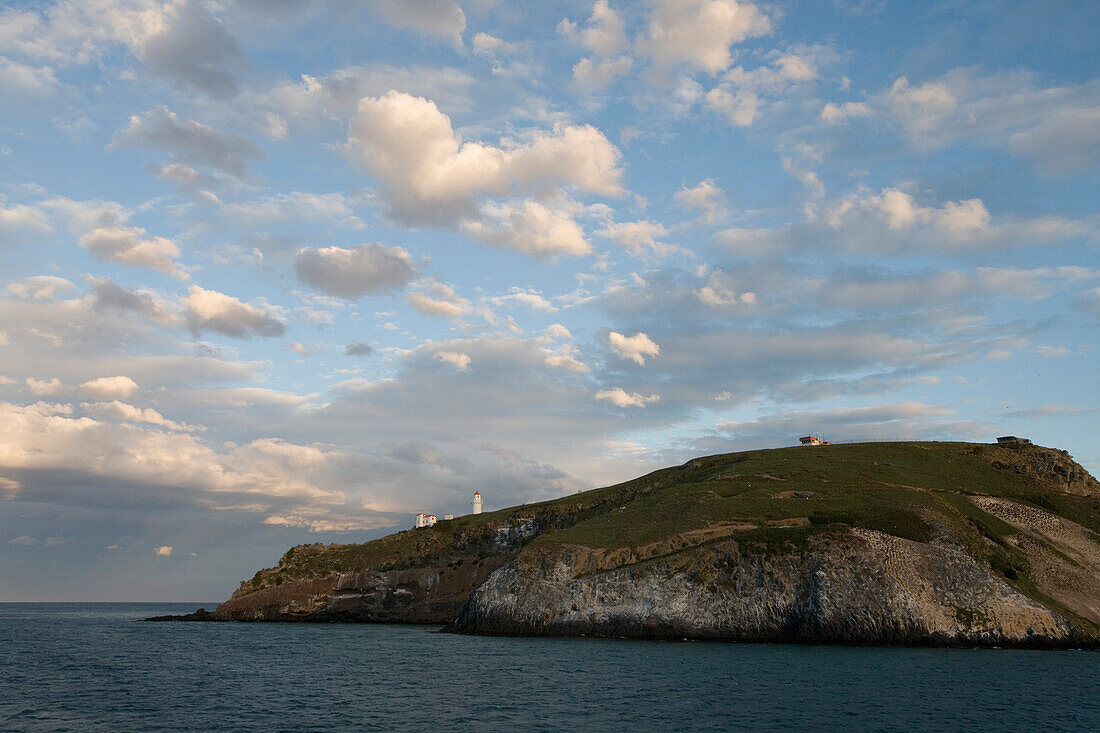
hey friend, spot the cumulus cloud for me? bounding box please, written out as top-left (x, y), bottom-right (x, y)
top-left (435, 351), bottom-right (471, 370)
top-left (599, 220), bottom-right (681, 257)
top-left (462, 199), bottom-right (592, 257)
top-left (82, 400), bottom-right (198, 432)
top-left (254, 64), bottom-right (476, 135)
top-left (407, 280), bottom-right (471, 319)
top-left (489, 289), bottom-right (558, 313)
top-left (80, 224), bottom-right (184, 277)
top-left (0, 0), bottom-right (245, 97)
top-left (0, 401), bottom-right (346, 508)
top-left (184, 285), bottom-right (285, 338)
top-left (544, 323), bottom-right (573, 340)
top-left (347, 91), bottom-right (621, 254)
top-left (109, 107), bottom-right (264, 180)
top-left (608, 331), bottom-right (660, 365)
top-left (293, 243), bottom-right (418, 299)
top-left (7, 276), bottom-right (75, 300)
top-left (25, 378), bottom-right (64, 396)
top-left (704, 53), bottom-right (817, 127)
top-left (561, 1), bottom-right (633, 88)
top-left (0, 57), bottom-right (60, 98)
top-left (595, 387), bottom-right (661, 408)
top-left (80, 376), bottom-right (139, 400)
top-left (821, 100), bottom-right (873, 124)
top-left (639, 0), bottom-right (771, 74)
top-left (0, 203), bottom-right (54, 246)
top-left (674, 179), bottom-right (729, 224)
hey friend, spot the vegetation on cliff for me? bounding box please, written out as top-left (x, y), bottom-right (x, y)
top-left (218, 441), bottom-right (1099, 643)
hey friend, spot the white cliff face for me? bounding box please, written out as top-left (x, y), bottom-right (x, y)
top-left (448, 528), bottom-right (1079, 646)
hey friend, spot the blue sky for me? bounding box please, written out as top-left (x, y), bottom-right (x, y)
top-left (1, 0), bottom-right (1098, 601)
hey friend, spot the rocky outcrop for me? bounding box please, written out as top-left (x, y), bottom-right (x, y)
top-left (213, 559), bottom-right (505, 622)
top-left (445, 528), bottom-right (1089, 647)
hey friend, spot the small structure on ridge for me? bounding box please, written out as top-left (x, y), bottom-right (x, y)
top-left (799, 435), bottom-right (830, 446)
top-left (997, 436), bottom-right (1031, 446)
top-left (414, 513), bottom-right (437, 528)
top-left (472, 491), bottom-right (482, 514)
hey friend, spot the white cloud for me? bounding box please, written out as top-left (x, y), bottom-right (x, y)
top-left (435, 351), bottom-right (471, 370)
top-left (886, 76), bottom-right (958, 142)
top-left (0, 1), bottom-right (244, 96)
top-left (184, 285), bottom-right (285, 338)
top-left (704, 87), bottom-right (758, 126)
top-left (0, 401), bottom-right (346, 507)
top-left (294, 243), bottom-right (418, 299)
top-left (599, 220), bottom-right (681, 257)
top-left (704, 53), bottom-right (818, 127)
top-left (462, 199), bottom-right (592, 257)
top-left (80, 224), bottom-right (184, 277)
top-left (594, 387), bottom-right (660, 408)
top-left (490, 289), bottom-right (558, 313)
top-left (82, 400), bottom-right (198, 432)
top-left (0, 57), bottom-right (59, 97)
top-left (80, 376), bottom-right (139, 400)
top-left (544, 323), bottom-right (573, 340)
top-left (674, 179), bottom-right (729, 224)
top-left (25, 377), bottom-right (64, 395)
top-left (7, 276), bottom-right (75, 300)
top-left (347, 90), bottom-right (621, 253)
top-left (562, 1), bottom-right (633, 88)
top-left (155, 545), bottom-right (173, 556)
top-left (608, 331), bottom-right (660, 365)
top-left (821, 100), bottom-right (873, 124)
top-left (408, 280), bottom-right (471, 319)
top-left (0, 203), bottom-right (54, 245)
top-left (639, 0), bottom-right (771, 74)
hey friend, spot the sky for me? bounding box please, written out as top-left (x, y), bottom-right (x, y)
top-left (1, 0), bottom-right (1098, 601)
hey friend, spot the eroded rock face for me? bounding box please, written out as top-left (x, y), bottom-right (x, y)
top-left (215, 560), bottom-right (504, 623)
top-left (446, 529), bottom-right (1084, 647)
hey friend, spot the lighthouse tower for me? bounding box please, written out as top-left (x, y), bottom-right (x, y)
top-left (472, 491), bottom-right (482, 515)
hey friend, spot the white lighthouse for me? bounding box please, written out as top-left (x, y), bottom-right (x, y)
top-left (472, 491), bottom-right (482, 515)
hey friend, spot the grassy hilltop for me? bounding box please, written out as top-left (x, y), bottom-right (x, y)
top-left (224, 440), bottom-right (1099, 642)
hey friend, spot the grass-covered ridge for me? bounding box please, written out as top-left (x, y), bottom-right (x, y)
top-left (236, 441), bottom-right (1099, 612)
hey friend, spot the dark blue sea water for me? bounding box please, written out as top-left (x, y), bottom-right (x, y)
top-left (1, 603), bottom-right (1097, 732)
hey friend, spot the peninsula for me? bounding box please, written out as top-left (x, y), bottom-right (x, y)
top-left (166, 441), bottom-right (1100, 648)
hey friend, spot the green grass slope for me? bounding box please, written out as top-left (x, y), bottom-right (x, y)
top-left (234, 441), bottom-right (1099, 632)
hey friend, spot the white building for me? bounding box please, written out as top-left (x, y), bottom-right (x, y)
top-left (414, 513), bottom-right (437, 528)
top-left (472, 491), bottom-right (482, 514)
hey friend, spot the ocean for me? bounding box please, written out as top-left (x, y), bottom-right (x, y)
top-left (1, 603), bottom-right (1097, 732)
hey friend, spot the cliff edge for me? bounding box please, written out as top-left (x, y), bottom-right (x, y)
top-left (206, 441), bottom-right (1100, 647)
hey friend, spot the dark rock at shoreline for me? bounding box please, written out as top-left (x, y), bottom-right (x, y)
top-left (144, 608), bottom-right (218, 622)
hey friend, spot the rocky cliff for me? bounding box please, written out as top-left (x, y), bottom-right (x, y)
top-left (199, 441), bottom-right (1100, 647)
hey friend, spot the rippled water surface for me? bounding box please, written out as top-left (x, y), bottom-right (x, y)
top-left (2, 603), bottom-right (1097, 732)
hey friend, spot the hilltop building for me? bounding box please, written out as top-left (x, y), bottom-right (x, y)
top-left (799, 436), bottom-right (830, 446)
top-left (414, 493), bottom-right (481, 529)
top-left (997, 436), bottom-right (1031, 446)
